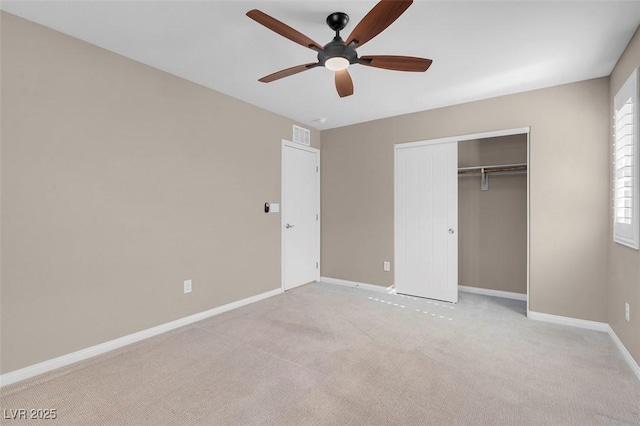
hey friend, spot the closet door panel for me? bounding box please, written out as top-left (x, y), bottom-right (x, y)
top-left (396, 141), bottom-right (458, 303)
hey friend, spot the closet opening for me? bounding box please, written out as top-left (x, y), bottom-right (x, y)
top-left (457, 133), bottom-right (528, 313)
top-left (394, 128), bottom-right (529, 311)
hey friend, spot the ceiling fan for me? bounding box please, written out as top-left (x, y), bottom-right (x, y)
top-left (246, 0), bottom-right (432, 98)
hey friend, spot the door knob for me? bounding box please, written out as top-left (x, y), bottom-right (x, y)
top-left (285, 223), bottom-right (295, 229)
top-left (448, 228), bottom-right (455, 234)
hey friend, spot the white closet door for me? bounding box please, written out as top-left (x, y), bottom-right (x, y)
top-left (396, 141), bottom-right (458, 302)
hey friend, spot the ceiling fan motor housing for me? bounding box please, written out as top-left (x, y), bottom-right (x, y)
top-left (319, 38), bottom-right (358, 66)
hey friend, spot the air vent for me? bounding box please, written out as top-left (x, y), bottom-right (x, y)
top-left (292, 125), bottom-right (311, 146)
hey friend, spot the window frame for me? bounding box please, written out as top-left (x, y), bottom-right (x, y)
top-left (613, 67), bottom-right (640, 250)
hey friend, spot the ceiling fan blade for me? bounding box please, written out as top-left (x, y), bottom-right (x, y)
top-left (258, 63), bottom-right (319, 83)
top-left (345, 0), bottom-right (413, 48)
top-left (335, 69), bottom-right (354, 98)
top-left (359, 55), bottom-right (432, 72)
top-left (247, 10), bottom-right (323, 52)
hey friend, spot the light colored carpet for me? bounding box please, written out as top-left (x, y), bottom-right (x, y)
top-left (2, 282), bottom-right (639, 425)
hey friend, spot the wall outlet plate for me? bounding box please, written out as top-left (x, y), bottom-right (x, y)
top-left (383, 261), bottom-right (391, 272)
top-left (184, 280), bottom-right (192, 294)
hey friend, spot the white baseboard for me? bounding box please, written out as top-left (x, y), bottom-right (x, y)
top-left (0, 288), bottom-right (283, 388)
top-left (528, 310), bottom-right (610, 332)
top-left (320, 277), bottom-right (394, 293)
top-left (607, 326), bottom-right (640, 381)
top-left (458, 285), bottom-right (527, 301)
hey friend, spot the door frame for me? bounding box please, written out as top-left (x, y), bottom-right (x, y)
top-left (394, 127), bottom-right (531, 313)
top-left (281, 140), bottom-right (321, 292)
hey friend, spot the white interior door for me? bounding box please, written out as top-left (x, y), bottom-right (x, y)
top-left (282, 142), bottom-right (320, 290)
top-left (396, 140), bottom-right (458, 302)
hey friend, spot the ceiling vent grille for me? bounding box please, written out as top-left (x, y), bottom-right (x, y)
top-left (293, 125), bottom-right (311, 146)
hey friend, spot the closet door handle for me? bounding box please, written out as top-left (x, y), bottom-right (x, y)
top-left (448, 228), bottom-right (455, 234)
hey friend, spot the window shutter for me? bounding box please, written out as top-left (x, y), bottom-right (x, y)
top-left (613, 67), bottom-right (640, 249)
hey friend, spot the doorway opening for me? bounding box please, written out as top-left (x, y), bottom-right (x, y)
top-left (457, 133), bottom-right (528, 312)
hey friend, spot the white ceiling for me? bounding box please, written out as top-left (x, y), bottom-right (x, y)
top-left (3, 1), bottom-right (640, 130)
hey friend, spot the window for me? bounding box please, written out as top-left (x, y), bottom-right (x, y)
top-left (613, 68), bottom-right (639, 249)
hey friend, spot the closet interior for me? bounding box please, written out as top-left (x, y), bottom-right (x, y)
top-left (458, 134), bottom-right (528, 296)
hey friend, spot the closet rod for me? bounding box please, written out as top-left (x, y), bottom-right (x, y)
top-left (458, 162), bottom-right (527, 175)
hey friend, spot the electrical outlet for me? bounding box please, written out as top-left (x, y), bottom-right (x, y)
top-left (383, 261), bottom-right (391, 272)
top-left (184, 279), bottom-right (192, 294)
top-left (625, 303), bottom-right (630, 322)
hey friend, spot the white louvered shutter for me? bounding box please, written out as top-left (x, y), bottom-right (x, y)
top-left (613, 68), bottom-right (639, 249)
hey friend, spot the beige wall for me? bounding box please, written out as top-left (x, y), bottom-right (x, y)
top-left (609, 26), bottom-right (640, 366)
top-left (322, 77), bottom-right (610, 322)
top-left (0, 13), bottom-right (319, 374)
top-left (458, 135), bottom-right (527, 294)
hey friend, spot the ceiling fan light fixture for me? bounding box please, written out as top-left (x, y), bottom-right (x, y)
top-left (325, 56), bottom-right (349, 71)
